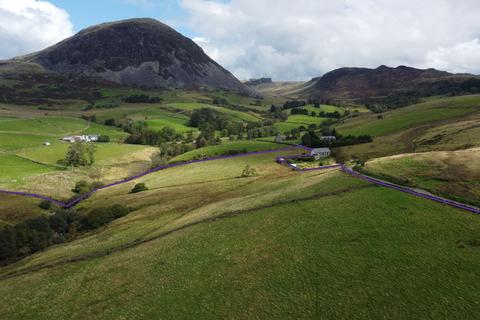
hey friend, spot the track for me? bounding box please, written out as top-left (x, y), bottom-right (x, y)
top-left (0, 144), bottom-right (479, 214)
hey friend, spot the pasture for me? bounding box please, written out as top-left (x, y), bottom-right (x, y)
top-left (170, 140), bottom-right (282, 162)
top-left (0, 152), bottom-right (479, 319)
top-left (363, 148), bottom-right (480, 206)
top-left (336, 95), bottom-right (480, 137)
top-left (16, 143), bottom-right (154, 166)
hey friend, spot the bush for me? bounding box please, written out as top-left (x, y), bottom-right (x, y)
top-left (97, 135), bottom-right (110, 143)
top-left (240, 165), bottom-right (257, 178)
top-left (39, 200), bottom-right (52, 210)
top-left (130, 183), bottom-right (148, 194)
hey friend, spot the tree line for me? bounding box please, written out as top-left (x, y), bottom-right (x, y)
top-left (0, 204), bottom-right (131, 264)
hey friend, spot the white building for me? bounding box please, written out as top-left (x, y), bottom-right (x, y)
top-left (310, 148), bottom-right (331, 160)
top-left (320, 136), bottom-right (336, 142)
top-left (62, 135), bottom-right (99, 143)
top-left (43, 142), bottom-right (51, 146)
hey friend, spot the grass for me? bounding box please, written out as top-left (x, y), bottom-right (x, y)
top-left (170, 140), bottom-right (283, 162)
top-left (275, 115), bottom-right (329, 133)
top-left (1, 169), bottom-right (479, 319)
top-left (0, 117), bottom-right (88, 135)
top-left (0, 154), bottom-right (56, 181)
top-left (0, 133), bottom-right (57, 151)
top-left (16, 143), bottom-right (152, 166)
top-left (336, 95), bottom-right (480, 137)
top-left (363, 148), bottom-right (480, 206)
top-left (167, 102), bottom-right (261, 122)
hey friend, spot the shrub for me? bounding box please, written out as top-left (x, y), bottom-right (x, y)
top-left (241, 165), bottom-right (257, 178)
top-left (97, 135), bottom-right (110, 143)
top-left (130, 183), bottom-right (148, 194)
top-left (39, 200), bottom-right (52, 210)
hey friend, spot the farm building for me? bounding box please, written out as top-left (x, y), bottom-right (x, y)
top-left (310, 148), bottom-right (331, 160)
top-left (275, 134), bottom-right (286, 143)
top-left (62, 135), bottom-right (99, 143)
top-left (320, 136), bottom-right (336, 142)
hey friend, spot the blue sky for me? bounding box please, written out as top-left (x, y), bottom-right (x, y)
top-left (48, 0), bottom-right (195, 37)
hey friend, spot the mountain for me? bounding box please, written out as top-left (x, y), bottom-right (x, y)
top-left (300, 65), bottom-right (480, 105)
top-left (10, 18), bottom-right (256, 96)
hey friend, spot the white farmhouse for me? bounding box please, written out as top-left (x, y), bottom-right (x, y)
top-left (61, 135), bottom-right (99, 143)
top-left (310, 148), bottom-right (331, 160)
top-left (320, 136), bottom-right (336, 142)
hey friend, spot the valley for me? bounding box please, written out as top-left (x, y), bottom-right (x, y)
top-left (0, 15), bottom-right (479, 320)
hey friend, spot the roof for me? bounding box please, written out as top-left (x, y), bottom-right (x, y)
top-left (311, 148), bottom-right (331, 153)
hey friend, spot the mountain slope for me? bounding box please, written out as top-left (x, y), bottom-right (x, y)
top-left (301, 65), bottom-right (480, 104)
top-left (14, 18), bottom-right (256, 95)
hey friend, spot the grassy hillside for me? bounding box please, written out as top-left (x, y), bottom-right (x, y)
top-left (363, 148), bottom-right (480, 206)
top-left (0, 151), bottom-right (479, 319)
top-left (336, 95), bottom-right (480, 137)
top-left (170, 140), bottom-right (283, 162)
top-left (335, 95), bottom-right (480, 161)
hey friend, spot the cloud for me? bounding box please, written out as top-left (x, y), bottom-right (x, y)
top-left (0, 0), bottom-right (73, 59)
top-left (182, 0), bottom-right (480, 80)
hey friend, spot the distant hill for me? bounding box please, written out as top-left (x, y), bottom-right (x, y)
top-left (300, 65), bottom-right (480, 109)
top-left (5, 18), bottom-right (256, 96)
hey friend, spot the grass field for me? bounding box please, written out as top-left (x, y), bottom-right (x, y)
top-left (167, 102), bottom-right (261, 122)
top-left (303, 104), bottom-right (345, 114)
top-left (170, 140), bottom-right (282, 162)
top-left (336, 95), bottom-right (480, 137)
top-left (16, 143), bottom-right (153, 166)
top-left (0, 154), bottom-right (56, 181)
top-left (275, 114), bottom-right (329, 133)
top-left (0, 152), bottom-right (479, 319)
top-left (363, 148), bottom-right (480, 206)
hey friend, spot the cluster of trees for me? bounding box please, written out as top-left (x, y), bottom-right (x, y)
top-left (283, 100), bottom-right (307, 109)
top-left (124, 122), bottom-right (182, 145)
top-left (246, 125), bottom-right (278, 139)
top-left (83, 101), bottom-right (120, 111)
top-left (0, 205), bottom-right (130, 264)
top-left (317, 111), bottom-right (343, 119)
top-left (301, 130), bottom-right (372, 148)
top-left (65, 142), bottom-right (97, 167)
top-left (123, 94), bottom-right (161, 103)
top-left (290, 108), bottom-right (310, 115)
top-left (72, 180), bottom-right (103, 195)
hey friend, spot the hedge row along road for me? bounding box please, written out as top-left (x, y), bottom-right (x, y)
top-left (1, 145), bottom-right (479, 215)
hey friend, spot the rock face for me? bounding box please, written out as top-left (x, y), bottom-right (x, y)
top-left (24, 18), bottom-right (256, 95)
top-left (303, 65), bottom-right (480, 102)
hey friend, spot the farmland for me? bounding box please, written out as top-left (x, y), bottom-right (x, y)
top-left (0, 152), bottom-right (479, 319)
top-left (363, 148), bottom-right (480, 206)
top-left (0, 86), bottom-right (479, 320)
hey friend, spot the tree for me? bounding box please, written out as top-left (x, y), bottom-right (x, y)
top-left (84, 143), bottom-right (97, 165)
top-left (65, 142), bottom-right (87, 167)
top-left (97, 135), bottom-right (110, 142)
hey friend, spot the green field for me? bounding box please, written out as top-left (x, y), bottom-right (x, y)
top-left (363, 148), bottom-right (480, 206)
top-left (0, 133), bottom-right (57, 151)
top-left (16, 143), bottom-right (152, 166)
top-left (275, 114), bottom-right (328, 133)
top-left (303, 104), bottom-right (344, 114)
top-left (170, 140), bottom-right (282, 162)
top-left (0, 154), bottom-right (56, 181)
top-left (0, 117), bottom-right (88, 135)
top-left (0, 151), bottom-right (479, 319)
top-left (167, 102), bottom-right (261, 122)
top-left (336, 95), bottom-right (480, 137)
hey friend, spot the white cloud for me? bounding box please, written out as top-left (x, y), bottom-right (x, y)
top-left (181, 0), bottom-right (480, 80)
top-left (0, 0), bottom-right (73, 59)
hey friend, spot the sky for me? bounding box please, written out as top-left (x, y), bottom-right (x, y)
top-left (1, 0), bottom-right (480, 80)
